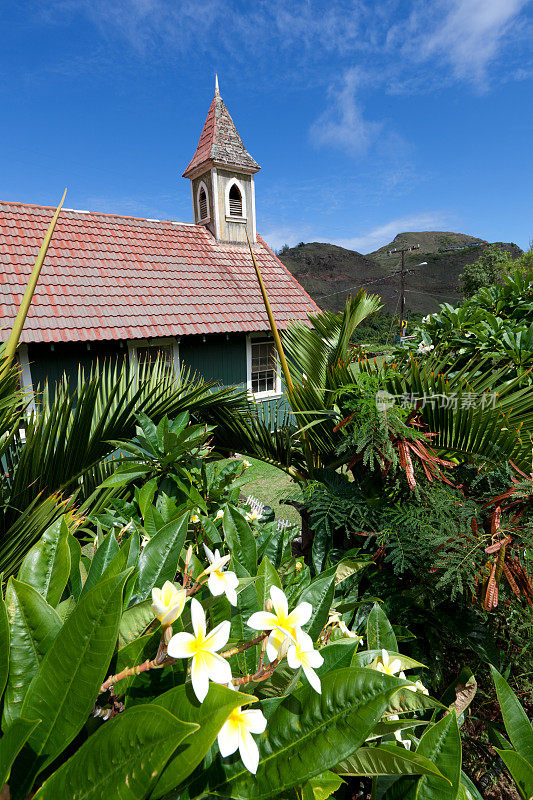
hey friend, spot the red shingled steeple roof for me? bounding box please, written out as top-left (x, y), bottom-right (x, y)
top-left (183, 82), bottom-right (260, 178)
top-left (0, 202), bottom-right (319, 344)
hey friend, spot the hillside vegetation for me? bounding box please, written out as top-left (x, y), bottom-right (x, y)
top-left (278, 231), bottom-right (522, 313)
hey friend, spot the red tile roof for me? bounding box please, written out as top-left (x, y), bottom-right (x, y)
top-left (0, 202), bottom-right (319, 344)
top-left (183, 89), bottom-right (260, 177)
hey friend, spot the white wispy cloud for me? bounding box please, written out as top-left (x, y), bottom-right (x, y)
top-left (392, 0), bottom-right (532, 87)
top-left (330, 212), bottom-right (452, 253)
top-left (309, 68), bottom-right (383, 157)
top-left (263, 211), bottom-right (452, 254)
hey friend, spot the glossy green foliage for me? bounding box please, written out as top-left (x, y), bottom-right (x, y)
top-left (366, 603), bottom-right (397, 651)
top-left (2, 578), bottom-right (62, 728)
top-left (33, 704), bottom-right (196, 800)
top-left (11, 571), bottom-right (130, 796)
top-left (152, 683), bottom-right (256, 799)
top-left (491, 666), bottom-right (533, 799)
top-left (184, 668), bottom-right (407, 800)
top-left (17, 518), bottom-right (70, 607)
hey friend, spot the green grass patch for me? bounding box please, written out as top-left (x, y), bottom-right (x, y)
top-left (229, 457), bottom-right (302, 528)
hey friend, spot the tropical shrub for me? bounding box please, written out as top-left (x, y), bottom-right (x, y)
top-left (411, 268), bottom-right (533, 380)
top-left (0, 502), bottom-right (469, 798)
top-left (488, 666), bottom-right (533, 800)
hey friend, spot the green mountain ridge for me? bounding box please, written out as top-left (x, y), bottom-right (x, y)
top-left (278, 231), bottom-right (523, 314)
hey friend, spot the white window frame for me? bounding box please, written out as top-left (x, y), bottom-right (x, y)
top-left (196, 180), bottom-right (210, 223)
top-left (225, 178), bottom-right (247, 222)
top-left (246, 334), bottom-right (282, 401)
top-left (128, 337), bottom-right (180, 377)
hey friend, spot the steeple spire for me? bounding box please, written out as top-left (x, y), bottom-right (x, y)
top-left (183, 83), bottom-right (259, 178)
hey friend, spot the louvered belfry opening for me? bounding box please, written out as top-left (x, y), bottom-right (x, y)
top-left (228, 183), bottom-right (243, 217)
top-left (199, 187), bottom-right (208, 220)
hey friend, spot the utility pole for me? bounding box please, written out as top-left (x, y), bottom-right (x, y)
top-left (386, 243), bottom-right (420, 334)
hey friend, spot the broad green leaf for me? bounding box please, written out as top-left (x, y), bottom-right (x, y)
top-left (408, 711), bottom-right (462, 800)
top-left (0, 718), bottom-right (40, 788)
top-left (0, 588), bottom-right (9, 699)
top-left (491, 665), bottom-right (533, 764)
top-left (495, 749), bottom-right (533, 800)
top-left (255, 556), bottom-right (281, 610)
top-left (100, 463), bottom-right (151, 487)
top-left (223, 506), bottom-right (257, 576)
top-left (138, 478), bottom-right (158, 519)
top-left (299, 573), bottom-right (335, 641)
top-left (303, 770), bottom-right (344, 800)
top-left (18, 518), bottom-right (70, 607)
top-left (185, 668), bottom-right (406, 800)
top-left (137, 513), bottom-right (188, 600)
top-left (112, 630), bottom-right (161, 697)
top-left (118, 598), bottom-right (154, 648)
top-left (366, 603), bottom-right (397, 651)
top-left (152, 683), bottom-right (256, 799)
top-left (33, 704), bottom-right (197, 800)
top-left (67, 534), bottom-right (82, 600)
top-left (2, 578), bottom-right (62, 729)
top-left (11, 570), bottom-right (130, 795)
top-left (317, 640), bottom-right (360, 675)
top-left (335, 744), bottom-right (448, 781)
top-left (55, 596), bottom-right (75, 622)
top-left (79, 532), bottom-right (119, 597)
top-left (351, 650), bottom-right (426, 671)
top-left (335, 557), bottom-right (370, 585)
top-left (233, 558), bottom-right (260, 675)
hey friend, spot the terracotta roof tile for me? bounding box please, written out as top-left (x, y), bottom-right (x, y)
top-left (0, 202), bottom-right (319, 343)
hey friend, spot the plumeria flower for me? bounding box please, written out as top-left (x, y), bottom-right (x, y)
top-left (247, 586), bottom-right (312, 655)
top-left (140, 534), bottom-right (151, 549)
top-left (417, 343), bottom-right (435, 354)
top-left (422, 314), bottom-right (431, 324)
top-left (191, 513), bottom-right (201, 524)
top-left (399, 671), bottom-right (429, 695)
top-left (327, 611), bottom-right (363, 642)
top-left (375, 649), bottom-right (402, 677)
top-left (265, 628), bottom-right (292, 662)
top-left (167, 598), bottom-right (231, 702)
top-left (215, 509), bottom-right (224, 520)
top-left (385, 713), bottom-right (411, 749)
top-left (202, 544), bottom-right (239, 606)
top-left (287, 630), bottom-right (324, 693)
top-left (242, 460), bottom-right (252, 468)
top-left (245, 509), bottom-right (261, 523)
top-left (217, 705), bottom-right (267, 774)
top-left (151, 581), bottom-right (187, 627)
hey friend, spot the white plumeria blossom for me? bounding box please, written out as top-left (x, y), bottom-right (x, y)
top-left (265, 628), bottom-right (292, 663)
top-left (417, 343), bottom-right (435, 354)
top-left (167, 598), bottom-right (231, 702)
top-left (151, 581), bottom-right (187, 627)
top-left (242, 460), bottom-right (252, 468)
top-left (385, 713), bottom-right (411, 749)
top-left (327, 611), bottom-right (363, 642)
top-left (217, 706), bottom-right (267, 774)
top-left (247, 586), bottom-right (312, 660)
top-left (399, 671), bottom-right (429, 695)
top-left (215, 509), bottom-right (224, 520)
top-left (375, 649), bottom-right (402, 677)
top-left (202, 544), bottom-right (239, 606)
top-left (191, 513), bottom-right (201, 524)
top-left (287, 630), bottom-right (324, 693)
top-left (245, 509), bottom-right (261, 523)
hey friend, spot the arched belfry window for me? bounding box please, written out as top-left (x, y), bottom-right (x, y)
top-left (228, 182), bottom-right (243, 217)
top-left (197, 181), bottom-right (209, 221)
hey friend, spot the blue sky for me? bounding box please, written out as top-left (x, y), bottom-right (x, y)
top-left (1, 0), bottom-right (532, 252)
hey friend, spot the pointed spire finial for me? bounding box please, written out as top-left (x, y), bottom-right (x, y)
top-left (215, 73), bottom-right (219, 94)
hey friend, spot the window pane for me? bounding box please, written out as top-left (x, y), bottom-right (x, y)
top-left (251, 340), bottom-right (276, 394)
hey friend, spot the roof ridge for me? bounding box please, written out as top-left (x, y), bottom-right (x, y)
top-left (0, 201), bottom-right (200, 227)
